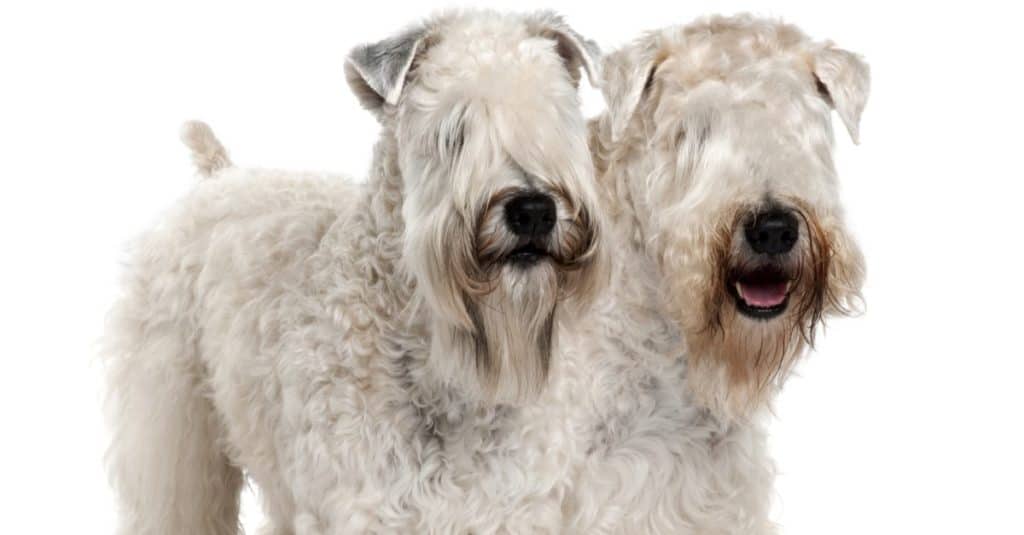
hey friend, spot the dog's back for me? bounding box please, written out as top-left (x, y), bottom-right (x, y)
top-left (103, 124), bottom-right (359, 535)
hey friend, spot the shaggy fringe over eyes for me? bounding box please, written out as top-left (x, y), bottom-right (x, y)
top-left (685, 201), bottom-right (863, 418)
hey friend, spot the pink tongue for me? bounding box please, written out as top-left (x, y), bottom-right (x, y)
top-left (738, 281), bottom-right (788, 307)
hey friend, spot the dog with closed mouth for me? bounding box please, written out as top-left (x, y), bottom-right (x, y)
top-left (103, 10), bottom-right (606, 534)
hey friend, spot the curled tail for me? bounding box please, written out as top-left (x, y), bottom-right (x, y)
top-left (180, 120), bottom-right (232, 178)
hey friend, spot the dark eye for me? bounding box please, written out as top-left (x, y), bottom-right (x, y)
top-left (440, 126), bottom-right (465, 160)
top-left (691, 122), bottom-right (710, 153)
top-left (437, 106), bottom-right (467, 162)
top-left (643, 65), bottom-right (657, 94)
top-left (674, 128), bottom-right (687, 148)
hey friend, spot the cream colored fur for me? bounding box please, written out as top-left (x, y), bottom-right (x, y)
top-left (104, 10), bottom-right (607, 534)
top-left (562, 14), bottom-right (869, 533)
top-left (103, 12), bottom-right (869, 535)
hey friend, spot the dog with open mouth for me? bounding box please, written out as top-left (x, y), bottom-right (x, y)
top-left (731, 208), bottom-right (802, 318)
top-left (564, 14), bottom-right (870, 533)
top-left (592, 14), bottom-right (868, 419)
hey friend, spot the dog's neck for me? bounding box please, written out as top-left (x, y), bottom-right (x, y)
top-left (350, 126), bottom-right (412, 301)
top-left (344, 125), bottom-right (499, 418)
top-left (587, 118), bottom-right (684, 362)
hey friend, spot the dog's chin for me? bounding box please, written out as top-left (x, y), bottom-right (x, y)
top-left (728, 266), bottom-right (794, 320)
top-left (503, 243), bottom-right (552, 269)
top-left (458, 249), bottom-right (560, 406)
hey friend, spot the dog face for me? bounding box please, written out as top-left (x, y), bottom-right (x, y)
top-left (346, 11), bottom-right (606, 404)
top-left (598, 16), bottom-right (868, 417)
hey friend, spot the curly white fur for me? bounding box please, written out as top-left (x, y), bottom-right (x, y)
top-left (103, 12), bottom-right (869, 535)
top-left (104, 10), bottom-right (607, 534)
top-left (562, 14), bottom-right (869, 533)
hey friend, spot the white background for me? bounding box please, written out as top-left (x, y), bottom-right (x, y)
top-left (2, 1), bottom-right (1022, 533)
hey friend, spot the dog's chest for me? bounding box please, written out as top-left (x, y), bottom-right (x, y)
top-left (284, 349), bottom-right (579, 533)
top-left (356, 395), bottom-right (577, 533)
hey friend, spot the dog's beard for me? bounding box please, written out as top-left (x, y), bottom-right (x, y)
top-left (667, 208), bottom-right (862, 419)
top-left (684, 301), bottom-right (811, 419)
top-left (420, 193), bottom-right (602, 406)
top-left (433, 263), bottom-right (560, 405)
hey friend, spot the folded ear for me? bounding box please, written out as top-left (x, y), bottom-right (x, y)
top-left (345, 26), bottom-right (430, 112)
top-left (601, 41), bottom-right (661, 142)
top-left (812, 46), bottom-right (870, 144)
top-left (526, 11), bottom-right (603, 88)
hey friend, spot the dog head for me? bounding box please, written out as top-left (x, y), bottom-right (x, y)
top-left (597, 15), bottom-right (868, 418)
top-left (346, 10), bottom-right (606, 405)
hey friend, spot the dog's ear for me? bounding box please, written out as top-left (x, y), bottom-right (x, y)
top-left (812, 46), bottom-right (870, 144)
top-left (345, 26), bottom-right (430, 112)
top-left (526, 11), bottom-right (602, 88)
top-left (601, 40), bottom-right (661, 142)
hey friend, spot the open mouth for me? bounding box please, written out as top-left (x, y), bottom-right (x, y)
top-left (730, 267), bottom-right (793, 319)
top-left (506, 243), bottom-right (549, 267)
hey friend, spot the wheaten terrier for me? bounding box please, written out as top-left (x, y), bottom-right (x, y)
top-left (103, 10), bottom-right (605, 534)
top-left (564, 14), bottom-right (869, 533)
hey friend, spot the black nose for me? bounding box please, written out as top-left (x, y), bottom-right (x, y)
top-left (505, 193), bottom-right (556, 238)
top-left (744, 209), bottom-right (799, 255)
